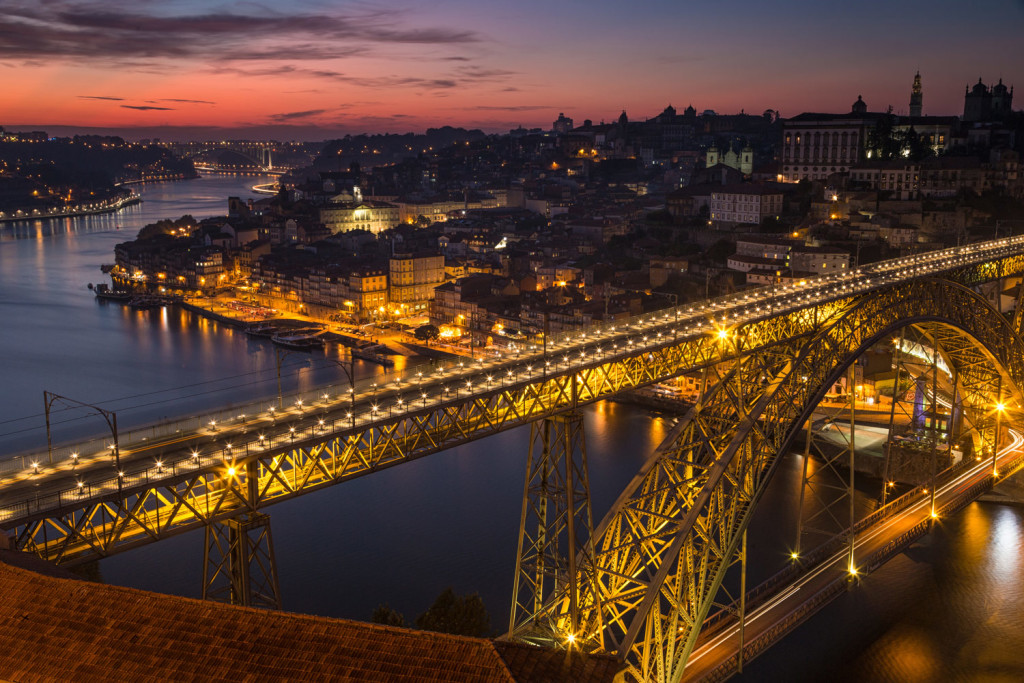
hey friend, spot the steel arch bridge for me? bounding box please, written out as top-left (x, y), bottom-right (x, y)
top-left (4, 238), bottom-right (1024, 678)
top-left (528, 275), bottom-right (1024, 683)
top-left (163, 141), bottom-right (274, 170)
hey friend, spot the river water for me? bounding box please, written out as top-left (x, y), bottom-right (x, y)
top-left (1, 175), bottom-right (1021, 681)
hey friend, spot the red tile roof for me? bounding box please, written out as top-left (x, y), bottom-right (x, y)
top-left (0, 557), bottom-right (622, 682)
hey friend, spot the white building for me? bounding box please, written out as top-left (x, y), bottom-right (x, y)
top-left (709, 185), bottom-right (784, 226)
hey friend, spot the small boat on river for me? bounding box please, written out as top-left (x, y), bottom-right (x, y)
top-left (271, 331), bottom-right (325, 351)
top-left (245, 323), bottom-right (279, 338)
top-left (352, 343), bottom-right (396, 367)
top-left (93, 283), bottom-right (132, 301)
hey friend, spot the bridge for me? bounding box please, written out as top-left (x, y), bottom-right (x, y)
top-left (4, 236), bottom-right (1024, 681)
top-left (160, 140), bottom-right (278, 172)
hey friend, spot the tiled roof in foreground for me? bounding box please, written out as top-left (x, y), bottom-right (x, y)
top-left (0, 557), bottom-right (622, 682)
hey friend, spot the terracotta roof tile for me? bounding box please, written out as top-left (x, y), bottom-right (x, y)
top-left (0, 560), bottom-right (515, 683)
top-left (0, 557), bottom-right (624, 682)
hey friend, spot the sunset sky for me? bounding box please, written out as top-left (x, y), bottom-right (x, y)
top-left (3, 0), bottom-right (1023, 139)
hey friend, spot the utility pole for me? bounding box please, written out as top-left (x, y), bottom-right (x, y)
top-left (737, 529), bottom-right (748, 673)
top-left (881, 331), bottom-right (904, 507)
top-left (847, 363), bottom-right (856, 574)
top-left (43, 391), bottom-right (120, 486)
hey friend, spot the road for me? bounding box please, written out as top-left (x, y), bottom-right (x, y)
top-left (3, 237), bottom-right (1023, 529)
top-left (680, 430), bottom-right (1024, 682)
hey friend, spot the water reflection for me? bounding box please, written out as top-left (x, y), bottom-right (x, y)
top-left (3, 175), bottom-right (1023, 681)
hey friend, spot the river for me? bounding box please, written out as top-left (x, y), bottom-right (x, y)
top-left (1, 175), bottom-right (1021, 681)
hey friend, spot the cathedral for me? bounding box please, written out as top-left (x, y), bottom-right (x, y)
top-left (963, 78), bottom-right (1013, 122)
top-left (705, 143), bottom-right (753, 175)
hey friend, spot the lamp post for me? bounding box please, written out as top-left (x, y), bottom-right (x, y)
top-left (324, 348), bottom-right (358, 428)
top-left (43, 391), bottom-right (120, 490)
top-left (994, 394), bottom-right (1005, 478)
top-left (667, 293), bottom-right (679, 339)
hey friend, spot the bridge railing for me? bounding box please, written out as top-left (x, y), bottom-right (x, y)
top-left (699, 451), bottom-right (984, 639)
top-left (5, 237), bottom-right (1024, 484)
top-left (697, 451), bottom-right (1024, 682)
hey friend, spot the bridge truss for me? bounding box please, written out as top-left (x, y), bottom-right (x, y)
top-left (4, 240), bottom-right (1024, 677)
top-left (523, 277), bottom-right (1024, 682)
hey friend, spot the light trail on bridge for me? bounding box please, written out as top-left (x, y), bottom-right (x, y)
top-left (3, 236), bottom-right (1024, 539)
top-left (681, 429), bottom-right (1024, 681)
top-left (5, 234), bottom-right (1024, 681)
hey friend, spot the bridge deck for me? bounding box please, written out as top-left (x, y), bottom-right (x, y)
top-left (682, 434), bottom-right (1024, 681)
top-left (3, 237), bottom-right (1024, 565)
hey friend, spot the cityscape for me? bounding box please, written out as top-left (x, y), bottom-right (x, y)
top-left (2, 2), bottom-right (1024, 682)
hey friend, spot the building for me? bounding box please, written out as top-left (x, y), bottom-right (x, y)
top-left (727, 237), bottom-right (848, 283)
top-left (780, 97), bottom-right (876, 182)
top-left (552, 112), bottom-right (574, 134)
top-left (963, 78), bottom-right (1014, 122)
top-left (848, 161), bottom-right (920, 200)
top-left (917, 157), bottom-right (986, 197)
top-left (909, 72), bottom-right (923, 117)
top-left (789, 245), bottom-right (850, 275)
top-left (536, 264), bottom-right (581, 290)
top-left (781, 87), bottom-right (959, 182)
top-left (320, 197), bottom-right (400, 235)
top-left (347, 267), bottom-right (388, 319)
top-left (388, 252), bottom-right (445, 314)
top-left (709, 185), bottom-right (783, 226)
top-left (706, 144), bottom-right (753, 175)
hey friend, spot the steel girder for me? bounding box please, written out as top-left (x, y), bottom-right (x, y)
top-left (202, 510), bottom-right (282, 609)
top-left (7, 251), bottom-right (1024, 567)
top-left (565, 278), bottom-right (1024, 683)
top-left (6, 315), bottom-right (818, 565)
top-left (508, 412), bottom-right (600, 644)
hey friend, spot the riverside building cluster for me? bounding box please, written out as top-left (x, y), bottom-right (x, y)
top-left (109, 73), bottom-right (1023, 350)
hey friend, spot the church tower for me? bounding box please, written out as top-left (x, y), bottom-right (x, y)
top-left (909, 72), bottom-right (923, 117)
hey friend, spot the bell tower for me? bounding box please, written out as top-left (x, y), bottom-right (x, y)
top-left (910, 72), bottom-right (923, 117)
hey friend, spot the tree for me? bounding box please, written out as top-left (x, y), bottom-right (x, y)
top-left (371, 603), bottom-right (406, 628)
top-left (705, 238), bottom-right (734, 264)
top-left (414, 324), bottom-right (440, 343)
top-left (415, 587), bottom-right (490, 637)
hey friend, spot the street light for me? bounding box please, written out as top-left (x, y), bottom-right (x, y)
top-left (994, 400), bottom-right (1005, 477)
top-left (43, 391), bottom-right (120, 487)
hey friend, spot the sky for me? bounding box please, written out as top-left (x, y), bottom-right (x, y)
top-left (3, 0), bottom-right (1023, 139)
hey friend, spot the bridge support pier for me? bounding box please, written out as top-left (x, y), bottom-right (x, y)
top-left (202, 511), bottom-right (282, 610)
top-left (508, 411), bottom-right (599, 647)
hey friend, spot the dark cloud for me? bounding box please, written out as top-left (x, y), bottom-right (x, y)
top-left (214, 64), bottom-right (461, 91)
top-left (77, 95), bottom-right (124, 101)
top-left (0, 2), bottom-right (478, 64)
top-left (157, 98), bottom-right (215, 105)
top-left (471, 105), bottom-right (551, 112)
top-left (121, 104), bottom-right (174, 111)
top-left (268, 109), bottom-right (327, 122)
top-left (441, 56), bottom-right (471, 62)
top-left (456, 66), bottom-right (516, 80)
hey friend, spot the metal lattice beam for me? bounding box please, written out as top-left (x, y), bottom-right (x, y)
top-left (561, 278), bottom-right (1024, 683)
top-left (508, 412), bottom-right (600, 646)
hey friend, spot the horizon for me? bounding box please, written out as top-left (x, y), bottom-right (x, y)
top-left (3, 0), bottom-right (1023, 141)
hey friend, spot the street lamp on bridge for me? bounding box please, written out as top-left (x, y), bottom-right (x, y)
top-left (43, 391), bottom-right (121, 490)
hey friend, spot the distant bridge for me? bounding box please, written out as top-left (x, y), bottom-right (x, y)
top-left (161, 141), bottom-right (276, 171)
top-left (4, 237), bottom-right (1024, 681)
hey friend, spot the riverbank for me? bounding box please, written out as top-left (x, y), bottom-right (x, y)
top-left (178, 295), bottom-right (466, 364)
top-left (0, 193), bottom-right (140, 224)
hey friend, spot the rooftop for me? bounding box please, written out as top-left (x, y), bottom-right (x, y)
top-left (0, 555), bottom-right (622, 683)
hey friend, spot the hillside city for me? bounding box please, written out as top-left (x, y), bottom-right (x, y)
top-left (4, 75), bottom-right (1022, 368)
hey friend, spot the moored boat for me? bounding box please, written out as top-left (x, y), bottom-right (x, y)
top-left (352, 343), bottom-right (395, 367)
top-left (271, 331), bottom-right (325, 350)
top-left (245, 323), bottom-right (280, 338)
top-left (93, 283), bottom-right (132, 301)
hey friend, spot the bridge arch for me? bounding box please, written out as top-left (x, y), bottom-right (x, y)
top-left (188, 146), bottom-right (270, 169)
top-left (567, 277), bottom-right (1024, 683)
